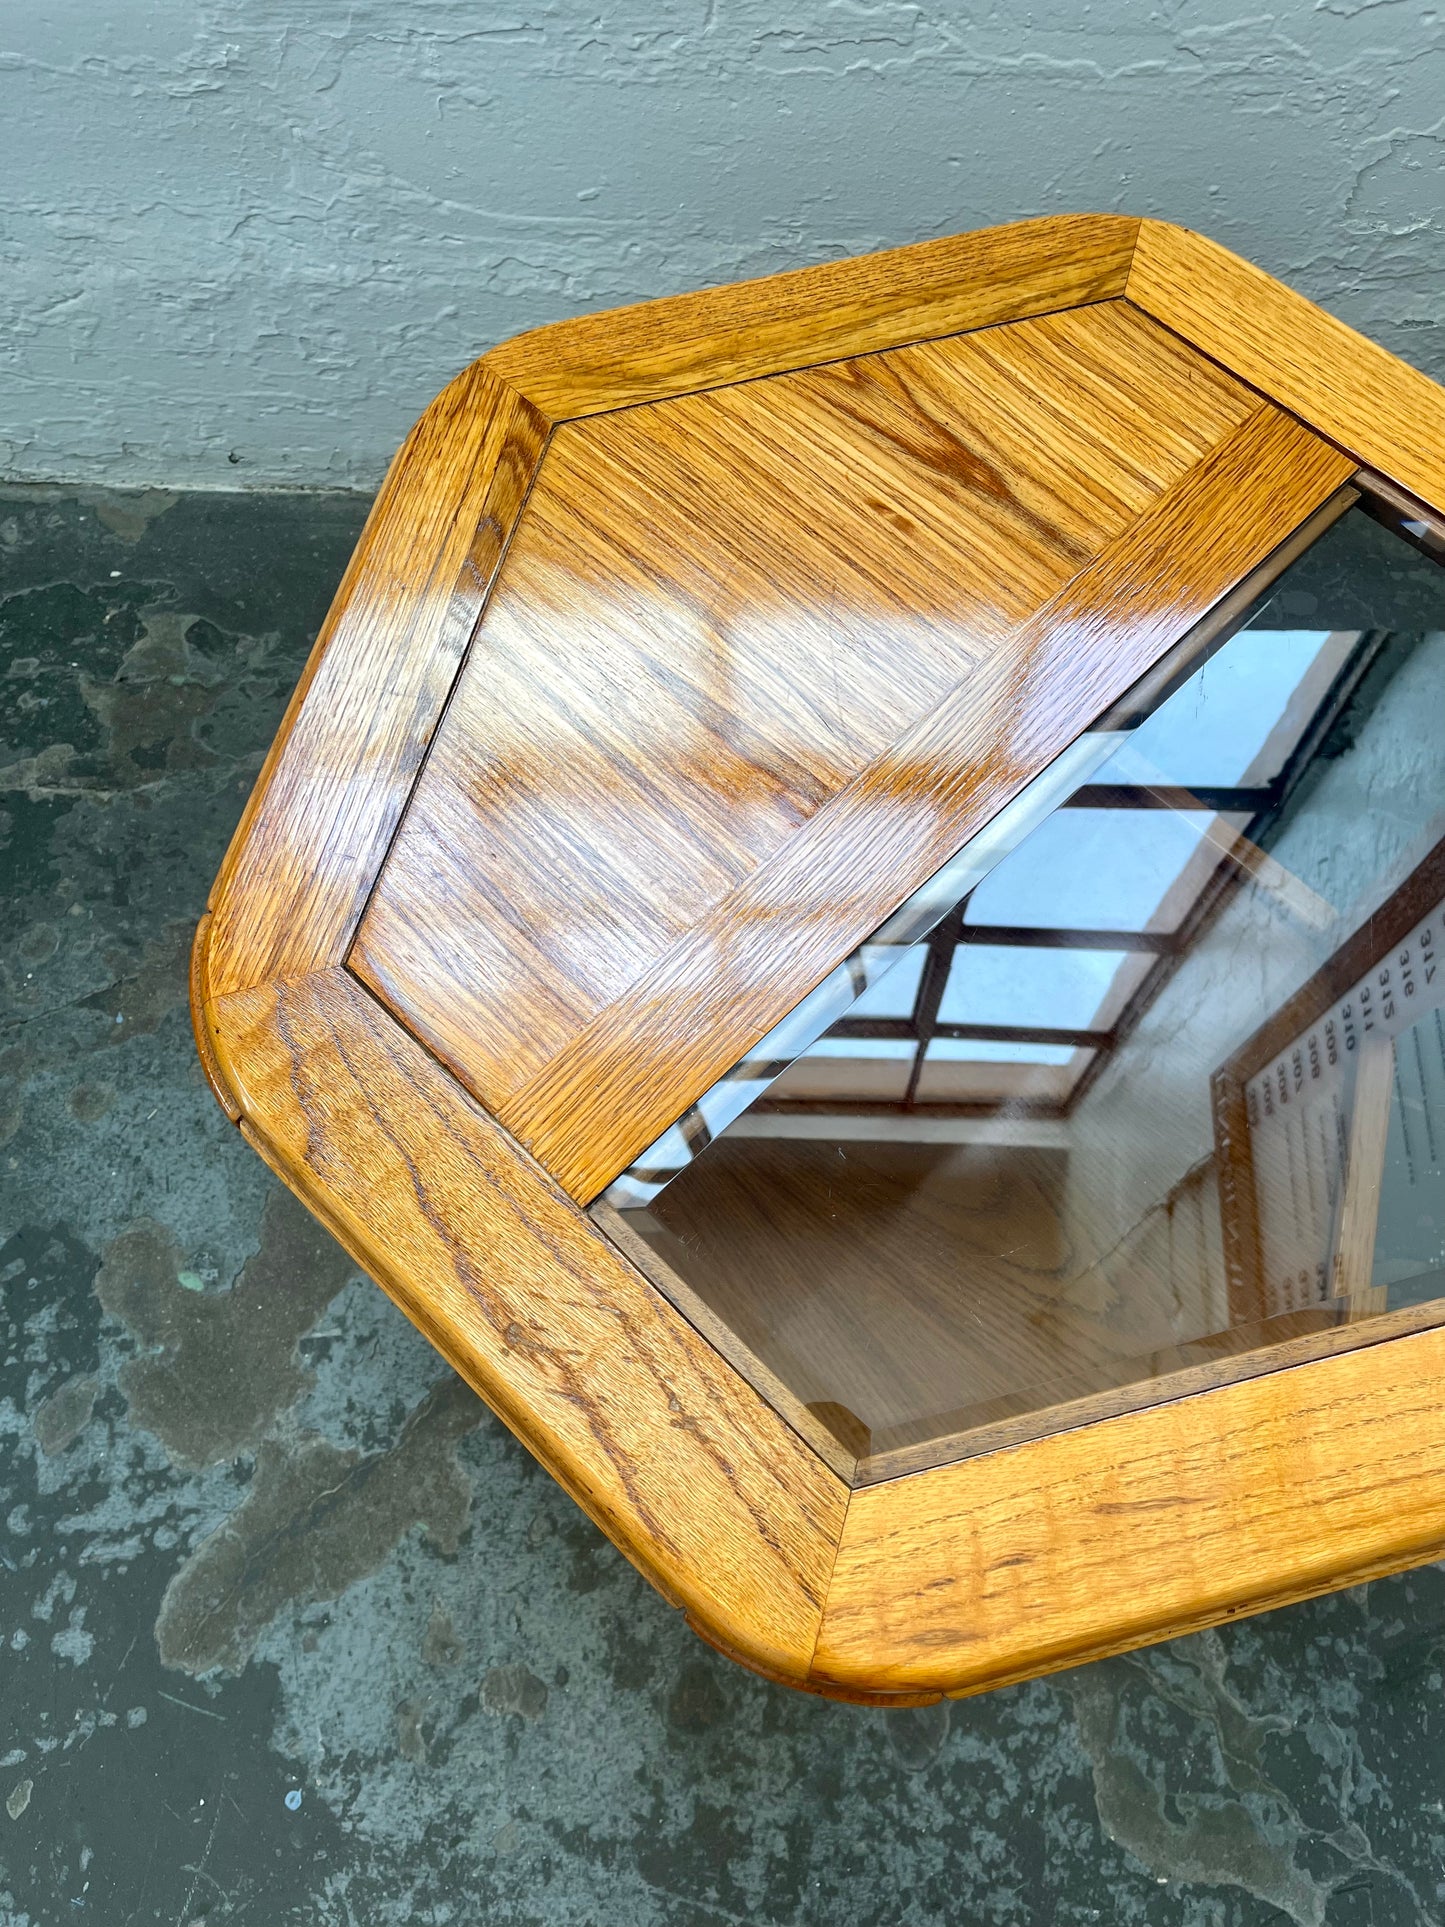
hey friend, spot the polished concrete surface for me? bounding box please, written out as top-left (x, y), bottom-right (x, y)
top-left (4, 484), bottom-right (1445, 1925)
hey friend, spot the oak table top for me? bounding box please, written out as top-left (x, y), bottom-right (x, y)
top-left (194, 216), bottom-right (1445, 1702)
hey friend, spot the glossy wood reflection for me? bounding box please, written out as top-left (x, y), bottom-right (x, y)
top-left (353, 300), bottom-right (1257, 1112)
top-left (511, 408), bottom-right (1355, 1200)
top-left (205, 363), bottom-right (549, 999)
top-left (815, 1321), bottom-right (1445, 1698)
top-left (194, 216), bottom-right (1445, 1703)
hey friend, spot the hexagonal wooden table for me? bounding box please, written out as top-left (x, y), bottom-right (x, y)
top-left (193, 216), bottom-right (1445, 1703)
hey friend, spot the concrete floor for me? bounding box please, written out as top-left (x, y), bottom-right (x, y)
top-left (4, 483), bottom-right (1445, 1926)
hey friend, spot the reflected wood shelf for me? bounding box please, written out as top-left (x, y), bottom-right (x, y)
top-left (195, 216), bottom-right (1445, 1703)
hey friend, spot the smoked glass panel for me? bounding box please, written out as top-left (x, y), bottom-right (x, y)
top-left (963, 809), bottom-right (1220, 932)
top-left (595, 495), bottom-right (1445, 1480)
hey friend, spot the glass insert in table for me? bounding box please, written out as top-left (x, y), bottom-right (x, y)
top-left (595, 491), bottom-right (1445, 1481)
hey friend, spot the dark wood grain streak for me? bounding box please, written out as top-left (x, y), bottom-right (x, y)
top-left (814, 1321), bottom-right (1445, 1697)
top-left (201, 965), bottom-right (848, 1681)
top-left (504, 407), bottom-right (1357, 1200)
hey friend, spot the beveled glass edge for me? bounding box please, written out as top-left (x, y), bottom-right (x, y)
top-left (602, 728), bottom-right (1128, 1207)
top-left (587, 475), bottom-right (1445, 1487)
top-left (599, 483), bottom-right (1362, 1211)
top-left (856, 1291), bottom-right (1445, 1485)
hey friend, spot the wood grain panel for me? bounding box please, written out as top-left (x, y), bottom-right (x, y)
top-left (1127, 221), bottom-right (1445, 514)
top-left (203, 363), bottom-right (549, 999)
top-left (200, 965), bottom-right (848, 1681)
top-left (353, 302), bottom-right (1256, 1106)
top-left (814, 1321), bottom-right (1445, 1697)
top-left (192, 219), bottom-right (1445, 1705)
top-left (508, 409), bottom-right (1357, 1199)
top-left (486, 213), bottom-right (1140, 418)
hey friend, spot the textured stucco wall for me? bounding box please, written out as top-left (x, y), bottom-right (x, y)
top-left (2, 0), bottom-right (1441, 489)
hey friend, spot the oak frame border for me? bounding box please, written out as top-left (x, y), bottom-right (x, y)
top-left (195, 215), bottom-right (1445, 1701)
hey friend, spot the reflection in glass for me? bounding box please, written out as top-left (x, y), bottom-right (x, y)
top-left (596, 492), bottom-right (1445, 1481)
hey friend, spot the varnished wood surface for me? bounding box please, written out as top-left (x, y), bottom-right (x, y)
top-left (507, 407), bottom-right (1355, 1200)
top-left (1127, 222), bottom-right (1445, 516)
top-left (201, 965), bottom-right (848, 1681)
top-left (194, 216), bottom-right (1445, 1701)
top-left (354, 300), bottom-right (1258, 1118)
top-left (204, 363), bottom-right (549, 999)
top-left (486, 214), bottom-right (1139, 418)
top-left (814, 1319), bottom-right (1445, 1698)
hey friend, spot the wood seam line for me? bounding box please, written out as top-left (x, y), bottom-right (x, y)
top-left (484, 214), bottom-right (1143, 419)
top-left (1117, 293), bottom-right (1384, 503)
top-left (496, 402), bottom-right (1355, 1198)
top-left (505, 396), bottom-right (1315, 1187)
top-left (1356, 466), bottom-right (1445, 537)
top-left (204, 368), bottom-right (550, 926)
top-left (684, 1609), bottom-right (943, 1706)
top-left (340, 414), bottom-right (558, 967)
top-left (208, 973), bottom-right (849, 1657)
top-left (1123, 219), bottom-right (1445, 515)
top-left (342, 298), bottom-right (1248, 1140)
top-left (1114, 294), bottom-right (1342, 457)
top-left (203, 932), bottom-right (844, 1557)
top-left (291, 962), bottom-right (844, 1531)
top-left (199, 965), bottom-right (852, 1612)
top-left (494, 290), bottom-right (1136, 425)
top-left (207, 224), bottom-right (1145, 1003)
top-left (807, 1480), bottom-right (856, 1687)
top-left (202, 368), bottom-right (553, 1001)
top-left (228, 1110), bottom-right (698, 1632)
top-left (811, 1314), bottom-right (1445, 1697)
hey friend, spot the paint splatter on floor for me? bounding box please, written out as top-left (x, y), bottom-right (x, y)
top-left (5, 484), bottom-right (1445, 1924)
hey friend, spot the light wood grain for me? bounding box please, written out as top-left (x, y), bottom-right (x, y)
top-left (507, 407), bottom-right (1356, 1200)
top-left (1335, 1035), bottom-right (1394, 1320)
top-left (204, 363), bottom-right (549, 1000)
top-left (1127, 221), bottom-right (1445, 515)
top-left (352, 300), bottom-right (1257, 1110)
top-left (195, 218), bottom-right (1445, 1703)
top-left (486, 214), bottom-right (1140, 418)
top-left (816, 1322), bottom-right (1445, 1697)
top-left (200, 965), bottom-right (848, 1681)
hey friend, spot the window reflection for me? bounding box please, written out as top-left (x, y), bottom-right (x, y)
top-left (599, 492), bottom-right (1445, 1480)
